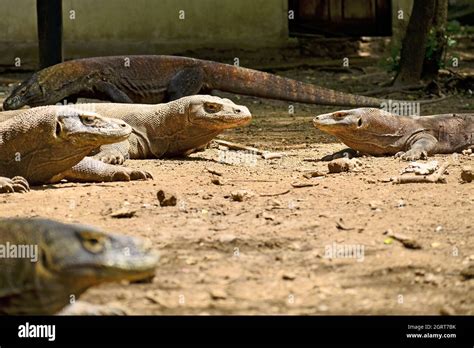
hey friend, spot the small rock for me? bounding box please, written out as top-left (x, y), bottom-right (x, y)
top-left (218, 234), bottom-right (237, 243)
top-left (210, 288), bottom-right (227, 300)
top-left (211, 178), bottom-right (223, 185)
top-left (431, 242), bottom-right (441, 248)
top-left (461, 264), bottom-right (474, 279)
top-left (157, 190), bottom-right (177, 207)
top-left (439, 305), bottom-right (456, 316)
top-left (327, 158), bottom-right (361, 173)
top-left (202, 193), bottom-right (213, 200)
top-left (387, 232), bottom-right (422, 249)
top-left (396, 200), bottom-right (406, 208)
top-left (282, 272), bottom-right (296, 280)
top-left (460, 166), bottom-right (474, 183)
top-left (369, 201), bottom-right (381, 210)
top-left (435, 226), bottom-right (443, 233)
top-left (230, 189), bottom-right (254, 202)
top-left (462, 148), bottom-right (472, 155)
top-left (303, 170), bottom-right (325, 179)
top-left (261, 212), bottom-right (275, 220)
top-left (110, 208), bottom-right (137, 219)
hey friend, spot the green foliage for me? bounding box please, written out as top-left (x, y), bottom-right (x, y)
top-left (384, 21), bottom-right (472, 73)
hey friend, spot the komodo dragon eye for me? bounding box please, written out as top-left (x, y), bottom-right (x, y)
top-left (357, 118), bottom-right (363, 127)
top-left (80, 115), bottom-right (97, 126)
top-left (203, 102), bottom-right (221, 113)
top-left (80, 231), bottom-right (106, 254)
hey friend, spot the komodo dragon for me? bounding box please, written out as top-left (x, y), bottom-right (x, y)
top-left (0, 218), bottom-right (159, 315)
top-left (3, 55), bottom-right (423, 110)
top-left (0, 95), bottom-right (252, 165)
top-left (0, 106), bottom-right (152, 193)
top-left (313, 108), bottom-right (474, 161)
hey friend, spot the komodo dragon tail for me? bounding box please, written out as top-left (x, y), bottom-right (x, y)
top-left (204, 63), bottom-right (442, 107)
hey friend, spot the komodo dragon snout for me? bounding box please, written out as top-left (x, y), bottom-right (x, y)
top-left (313, 108), bottom-right (474, 160)
top-left (0, 218), bottom-right (160, 315)
top-left (55, 108), bottom-right (132, 144)
top-left (187, 95), bottom-right (252, 129)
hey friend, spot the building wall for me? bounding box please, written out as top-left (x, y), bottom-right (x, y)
top-left (0, 0), bottom-right (289, 68)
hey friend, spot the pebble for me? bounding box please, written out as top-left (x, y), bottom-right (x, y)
top-left (157, 190), bottom-right (177, 207)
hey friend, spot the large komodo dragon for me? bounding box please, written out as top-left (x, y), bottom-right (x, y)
top-left (0, 107), bottom-right (152, 193)
top-left (313, 108), bottom-right (474, 161)
top-left (3, 55), bottom-right (421, 110)
top-left (0, 95), bottom-right (252, 165)
top-left (0, 218), bottom-right (159, 315)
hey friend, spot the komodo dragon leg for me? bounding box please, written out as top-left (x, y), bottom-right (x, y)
top-left (394, 133), bottom-right (438, 161)
top-left (0, 176), bottom-right (30, 193)
top-left (93, 80), bottom-right (134, 103)
top-left (58, 157), bottom-right (153, 182)
top-left (166, 66), bottom-right (206, 101)
top-left (91, 140), bottom-right (131, 165)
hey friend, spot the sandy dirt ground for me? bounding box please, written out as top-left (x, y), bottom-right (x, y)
top-left (0, 63), bottom-right (473, 315)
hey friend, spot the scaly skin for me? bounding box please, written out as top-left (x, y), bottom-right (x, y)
top-left (0, 218), bottom-right (159, 315)
top-left (4, 55), bottom-right (397, 110)
top-left (0, 95), bottom-right (252, 165)
top-left (0, 106), bottom-right (152, 193)
top-left (313, 108), bottom-right (474, 160)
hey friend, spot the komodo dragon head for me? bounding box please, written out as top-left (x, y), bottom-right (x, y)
top-left (3, 61), bottom-right (81, 110)
top-left (0, 106), bottom-right (132, 184)
top-left (0, 218), bottom-right (160, 315)
top-left (313, 108), bottom-right (410, 155)
top-left (180, 95), bottom-right (252, 130)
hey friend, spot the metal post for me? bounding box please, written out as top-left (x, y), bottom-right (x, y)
top-left (36, 0), bottom-right (63, 69)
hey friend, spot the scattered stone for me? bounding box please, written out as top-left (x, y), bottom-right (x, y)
top-left (396, 200), bottom-right (406, 208)
top-left (210, 288), bottom-right (227, 300)
top-left (157, 190), bottom-right (177, 207)
top-left (327, 158), bottom-right (361, 173)
top-left (291, 181), bottom-right (319, 188)
top-left (460, 166), bottom-right (474, 183)
top-left (303, 170), bottom-right (325, 179)
top-left (230, 189), bottom-right (254, 202)
top-left (206, 167), bottom-right (223, 176)
top-left (439, 305), bottom-right (456, 316)
top-left (110, 208), bottom-right (137, 219)
top-left (462, 148), bottom-right (472, 156)
top-left (369, 201), bottom-right (381, 210)
top-left (261, 212), bottom-right (275, 220)
top-left (336, 218), bottom-right (354, 230)
top-left (387, 232), bottom-right (422, 249)
top-left (435, 226), bottom-right (443, 233)
top-left (211, 178), bottom-right (223, 185)
top-left (401, 161), bottom-right (439, 175)
top-left (423, 273), bottom-right (441, 285)
top-left (218, 234), bottom-right (237, 243)
top-left (282, 272), bottom-right (296, 280)
top-left (460, 264), bottom-right (474, 280)
top-left (431, 242), bottom-right (441, 248)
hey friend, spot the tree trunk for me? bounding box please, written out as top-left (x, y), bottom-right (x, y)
top-left (422, 0), bottom-right (449, 80)
top-left (393, 1), bottom-right (436, 86)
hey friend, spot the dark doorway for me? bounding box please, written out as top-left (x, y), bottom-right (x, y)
top-left (289, 0), bottom-right (392, 37)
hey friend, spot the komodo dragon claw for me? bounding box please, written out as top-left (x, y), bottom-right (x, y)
top-left (0, 176), bottom-right (30, 193)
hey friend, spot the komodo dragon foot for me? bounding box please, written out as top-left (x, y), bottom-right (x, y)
top-left (58, 157), bottom-right (153, 183)
top-left (395, 149), bottom-right (428, 161)
top-left (0, 176), bottom-right (30, 193)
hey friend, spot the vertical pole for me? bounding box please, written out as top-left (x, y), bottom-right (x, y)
top-left (36, 0), bottom-right (63, 69)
